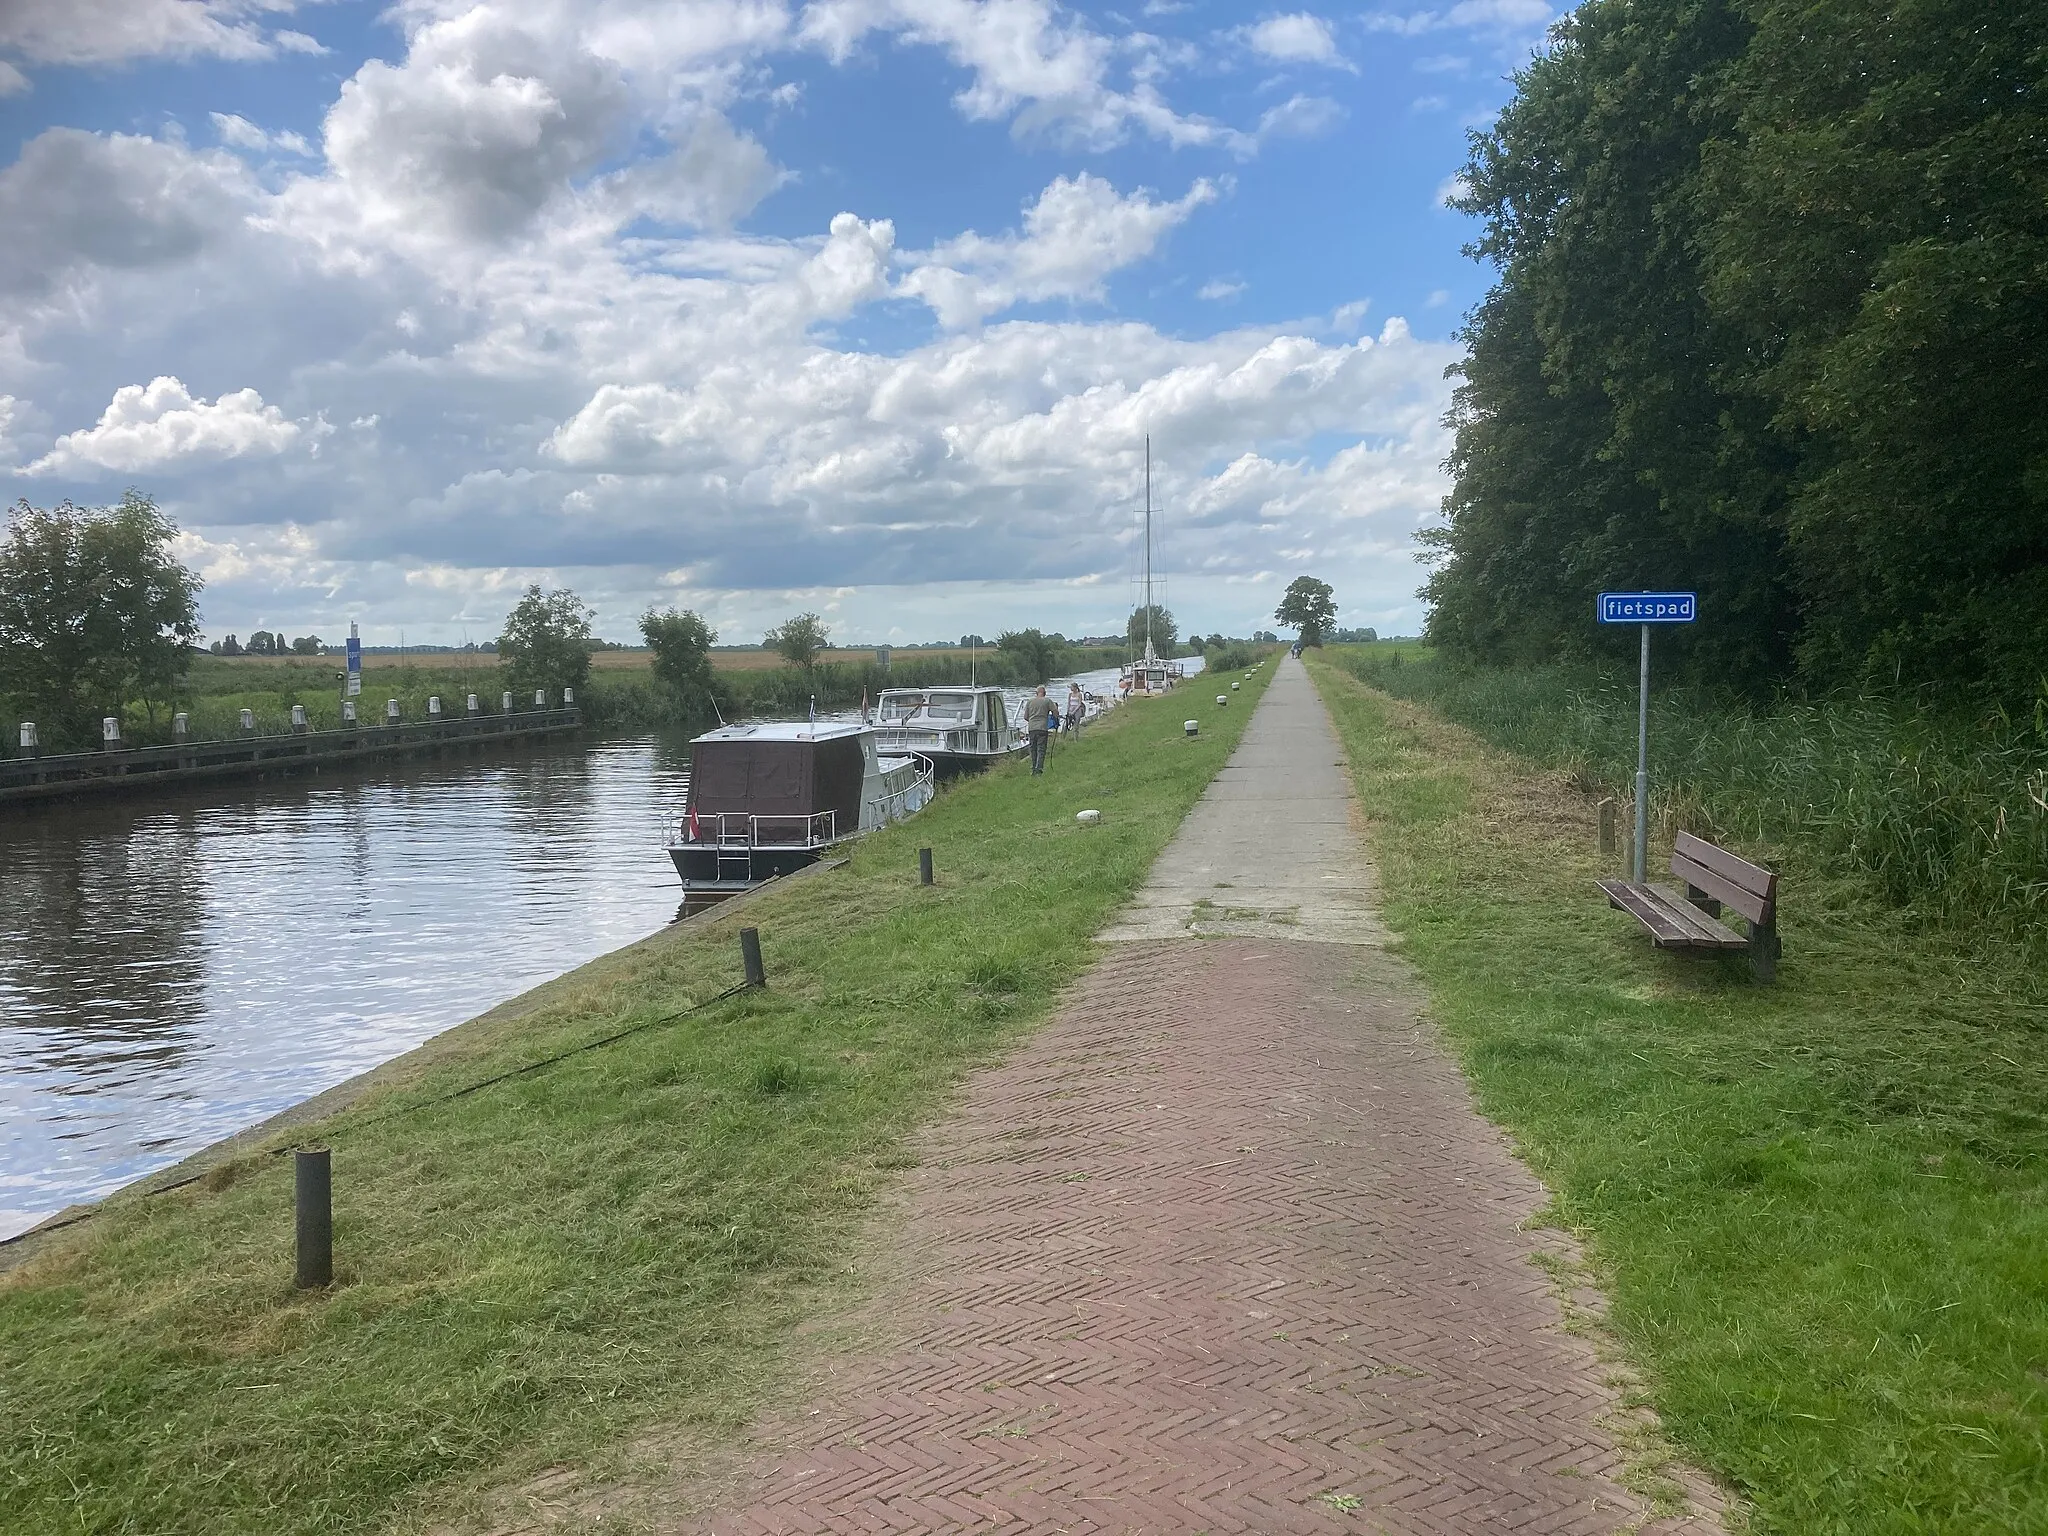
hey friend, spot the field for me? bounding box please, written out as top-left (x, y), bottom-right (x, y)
top-left (0, 666), bottom-right (1275, 1536)
top-left (215, 647), bottom-right (1003, 673)
top-left (1306, 654), bottom-right (2048, 1534)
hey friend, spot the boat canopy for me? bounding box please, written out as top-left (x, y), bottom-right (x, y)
top-left (688, 729), bottom-right (867, 829)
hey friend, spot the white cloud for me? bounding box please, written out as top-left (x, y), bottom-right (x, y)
top-left (1197, 279), bottom-right (1245, 301)
top-left (0, 60), bottom-right (29, 96)
top-left (798, 0), bottom-right (1245, 151)
top-left (1436, 172), bottom-right (1471, 207)
top-left (900, 173), bottom-right (1217, 328)
top-left (1244, 14), bottom-right (1344, 66)
top-left (26, 377), bottom-right (302, 475)
top-left (1363, 0), bottom-right (1551, 35)
top-left (1256, 93), bottom-right (1344, 141)
top-left (0, 129), bottom-right (254, 298)
top-left (0, 0), bottom-right (312, 69)
top-left (211, 112), bottom-right (315, 156)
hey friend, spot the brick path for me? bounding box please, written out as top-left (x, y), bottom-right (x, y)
top-left (679, 660), bottom-right (1721, 1534)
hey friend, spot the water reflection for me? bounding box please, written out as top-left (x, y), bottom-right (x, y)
top-left (0, 736), bottom-right (694, 1240)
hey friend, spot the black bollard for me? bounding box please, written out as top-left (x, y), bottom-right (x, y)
top-left (294, 1148), bottom-right (332, 1290)
top-left (918, 847), bottom-right (934, 885)
top-left (739, 927), bottom-right (767, 987)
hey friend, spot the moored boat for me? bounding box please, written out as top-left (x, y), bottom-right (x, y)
top-left (668, 721), bottom-right (933, 913)
top-left (870, 685), bottom-right (1020, 778)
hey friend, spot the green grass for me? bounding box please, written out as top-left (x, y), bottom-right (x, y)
top-left (1322, 643), bottom-right (2048, 942)
top-left (1305, 655), bottom-right (2048, 1535)
top-left (0, 666), bottom-right (1274, 1536)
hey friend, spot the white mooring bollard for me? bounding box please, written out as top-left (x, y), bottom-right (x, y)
top-left (428, 696), bottom-right (442, 717)
top-left (239, 708), bottom-right (256, 733)
top-left (502, 691), bottom-right (514, 713)
top-left (102, 716), bottom-right (121, 747)
top-left (342, 701), bottom-right (357, 723)
top-left (1183, 720), bottom-right (1199, 737)
top-left (386, 698), bottom-right (400, 721)
top-left (19, 721), bottom-right (37, 753)
top-left (562, 686), bottom-right (574, 707)
top-left (534, 689), bottom-right (547, 708)
top-left (1216, 694), bottom-right (1227, 706)
top-left (291, 705), bottom-right (308, 732)
top-left (467, 693), bottom-right (479, 715)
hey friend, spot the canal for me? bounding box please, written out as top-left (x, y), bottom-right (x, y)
top-left (0, 660), bottom-right (1201, 1242)
top-left (0, 735), bottom-right (694, 1241)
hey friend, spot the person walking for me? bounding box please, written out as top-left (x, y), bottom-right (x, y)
top-left (1023, 686), bottom-right (1052, 775)
top-left (1064, 682), bottom-right (1085, 737)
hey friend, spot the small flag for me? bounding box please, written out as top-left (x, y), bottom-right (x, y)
top-left (687, 803), bottom-right (701, 841)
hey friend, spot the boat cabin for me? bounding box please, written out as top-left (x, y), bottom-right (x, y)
top-left (872, 686), bottom-right (1016, 774)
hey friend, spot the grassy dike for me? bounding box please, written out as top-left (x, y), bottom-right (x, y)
top-left (0, 668), bottom-right (1272, 1536)
top-left (1304, 655), bottom-right (2048, 1535)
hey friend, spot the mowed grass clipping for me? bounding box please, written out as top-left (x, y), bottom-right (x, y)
top-left (1305, 656), bottom-right (2048, 1535)
top-left (0, 668), bottom-right (1272, 1536)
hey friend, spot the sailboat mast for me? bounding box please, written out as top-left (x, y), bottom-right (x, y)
top-left (1143, 436), bottom-right (1154, 657)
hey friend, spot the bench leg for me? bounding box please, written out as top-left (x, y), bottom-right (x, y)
top-left (1750, 918), bottom-right (1780, 982)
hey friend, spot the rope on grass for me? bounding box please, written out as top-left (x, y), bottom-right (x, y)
top-left (1, 981), bottom-right (758, 1250)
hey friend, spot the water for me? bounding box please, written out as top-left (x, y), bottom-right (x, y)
top-left (0, 737), bottom-right (695, 1240)
top-left (0, 655), bottom-right (1210, 1243)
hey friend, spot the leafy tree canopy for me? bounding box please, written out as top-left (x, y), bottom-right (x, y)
top-left (497, 585), bottom-right (595, 696)
top-left (995, 627), bottom-right (1066, 684)
top-left (641, 606), bottom-right (719, 713)
top-left (764, 612), bottom-right (828, 670)
top-left (1126, 604), bottom-right (1176, 657)
top-left (0, 493), bottom-right (202, 747)
top-left (1275, 577), bottom-right (1337, 646)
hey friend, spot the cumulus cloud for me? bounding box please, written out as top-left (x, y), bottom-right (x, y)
top-left (0, 129), bottom-right (253, 297)
top-left (799, 0), bottom-right (1245, 151)
top-left (1198, 279), bottom-right (1245, 301)
top-left (1256, 94), bottom-right (1345, 142)
top-left (899, 174), bottom-right (1217, 328)
top-left (26, 377), bottom-right (302, 475)
top-left (1363, 0), bottom-right (1551, 35)
top-left (1243, 13), bottom-right (1346, 66)
top-left (0, 0), bottom-right (314, 70)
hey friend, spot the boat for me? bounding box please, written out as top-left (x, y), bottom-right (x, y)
top-left (667, 721), bottom-right (933, 913)
top-left (1120, 435), bottom-right (1181, 697)
top-left (869, 685), bottom-right (1021, 778)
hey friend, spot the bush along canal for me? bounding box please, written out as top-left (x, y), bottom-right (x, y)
top-left (0, 666), bottom-right (1274, 1536)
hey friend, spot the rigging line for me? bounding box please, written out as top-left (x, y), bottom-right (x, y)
top-left (0, 981), bottom-right (758, 1250)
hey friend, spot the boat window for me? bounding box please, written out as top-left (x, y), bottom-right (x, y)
top-left (923, 694), bottom-right (975, 721)
top-left (878, 694), bottom-right (925, 721)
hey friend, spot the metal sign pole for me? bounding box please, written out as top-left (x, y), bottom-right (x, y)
top-left (1596, 591), bottom-right (1697, 886)
top-left (1635, 623), bottom-right (1650, 884)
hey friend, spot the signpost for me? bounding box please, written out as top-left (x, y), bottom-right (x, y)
top-left (344, 624), bottom-right (362, 699)
top-left (1597, 592), bottom-right (1698, 883)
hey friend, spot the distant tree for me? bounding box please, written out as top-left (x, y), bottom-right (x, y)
top-left (641, 606), bottom-right (719, 715)
top-left (996, 628), bottom-right (1065, 684)
top-left (1275, 577), bottom-right (1337, 647)
top-left (1126, 604), bottom-right (1176, 656)
top-left (497, 584), bottom-right (595, 695)
top-left (1333, 627), bottom-right (1379, 644)
top-left (765, 612), bottom-right (828, 670)
top-left (0, 493), bottom-right (203, 744)
top-left (222, 634), bottom-right (242, 655)
top-left (291, 635), bottom-right (322, 655)
top-left (247, 630), bottom-right (276, 655)
top-left (1254, 630), bottom-right (1278, 643)
top-left (959, 633), bottom-right (986, 649)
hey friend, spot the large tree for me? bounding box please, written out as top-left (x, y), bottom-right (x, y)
top-left (996, 628), bottom-right (1065, 684)
top-left (764, 612), bottom-right (828, 670)
top-left (1126, 604), bottom-right (1176, 657)
top-left (0, 493), bottom-right (202, 746)
top-left (640, 606), bottom-right (719, 715)
top-left (497, 585), bottom-right (595, 697)
top-left (1275, 576), bottom-right (1337, 647)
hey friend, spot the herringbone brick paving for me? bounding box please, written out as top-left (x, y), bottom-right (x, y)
top-left (677, 659), bottom-right (1721, 1533)
top-left (687, 941), bottom-right (1719, 1533)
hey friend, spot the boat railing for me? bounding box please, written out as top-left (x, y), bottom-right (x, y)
top-left (677, 809), bottom-right (837, 849)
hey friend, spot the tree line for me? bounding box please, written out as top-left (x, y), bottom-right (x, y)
top-left (1425, 0), bottom-right (2045, 705)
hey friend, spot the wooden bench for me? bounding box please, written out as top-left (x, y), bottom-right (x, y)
top-left (1597, 831), bottom-right (1781, 981)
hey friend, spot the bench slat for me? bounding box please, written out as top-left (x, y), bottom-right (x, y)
top-left (1674, 832), bottom-right (1776, 900)
top-left (1670, 851), bottom-right (1774, 926)
top-left (1646, 883), bottom-right (1751, 948)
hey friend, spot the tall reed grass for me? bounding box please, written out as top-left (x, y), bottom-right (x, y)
top-left (1329, 646), bottom-right (2048, 940)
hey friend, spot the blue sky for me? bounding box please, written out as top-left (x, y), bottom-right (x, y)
top-left (0, 0), bottom-right (1547, 646)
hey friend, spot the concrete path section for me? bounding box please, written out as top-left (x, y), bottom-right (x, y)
top-left (669, 657), bottom-right (1721, 1534)
top-left (1097, 659), bottom-right (1385, 944)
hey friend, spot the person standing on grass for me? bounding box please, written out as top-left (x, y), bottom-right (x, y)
top-left (1064, 682), bottom-right (1085, 737)
top-left (1023, 686), bottom-right (1052, 775)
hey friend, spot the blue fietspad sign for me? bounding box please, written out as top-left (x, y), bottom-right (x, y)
top-left (1598, 591), bottom-right (1697, 623)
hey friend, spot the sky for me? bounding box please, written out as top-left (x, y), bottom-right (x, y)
top-left (0, 0), bottom-right (1546, 648)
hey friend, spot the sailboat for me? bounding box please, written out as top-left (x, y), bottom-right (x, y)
top-left (1121, 437), bottom-right (1181, 696)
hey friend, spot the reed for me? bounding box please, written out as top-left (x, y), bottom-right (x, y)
top-left (1327, 645), bottom-right (2048, 943)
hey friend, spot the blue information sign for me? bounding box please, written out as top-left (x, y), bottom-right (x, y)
top-left (344, 632), bottom-right (362, 697)
top-left (1598, 591), bottom-right (1696, 624)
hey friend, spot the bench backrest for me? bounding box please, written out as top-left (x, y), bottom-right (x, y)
top-left (1671, 832), bottom-right (1776, 926)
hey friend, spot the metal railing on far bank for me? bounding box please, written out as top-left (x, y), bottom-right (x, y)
top-left (2, 690), bottom-right (583, 806)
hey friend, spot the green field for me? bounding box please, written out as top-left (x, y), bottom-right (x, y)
top-left (1307, 654), bottom-right (2048, 1534)
top-left (0, 666), bottom-right (1273, 1536)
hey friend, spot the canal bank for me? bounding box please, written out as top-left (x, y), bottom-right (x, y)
top-left (0, 664), bottom-right (1272, 1536)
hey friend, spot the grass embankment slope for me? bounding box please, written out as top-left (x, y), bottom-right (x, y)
top-left (0, 669), bottom-right (1272, 1536)
top-left (1305, 655), bottom-right (2048, 1535)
